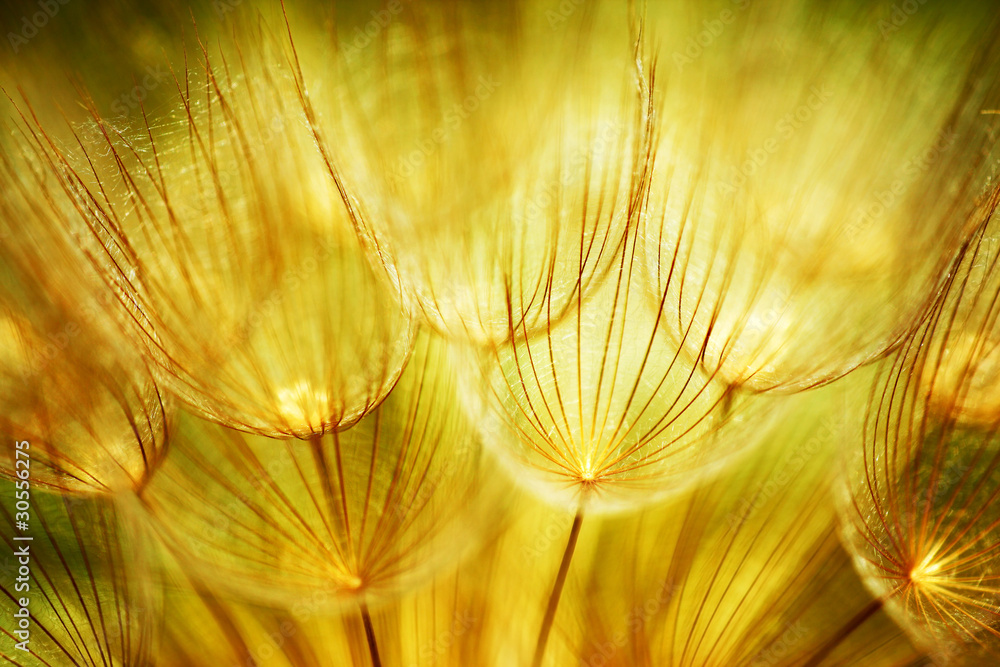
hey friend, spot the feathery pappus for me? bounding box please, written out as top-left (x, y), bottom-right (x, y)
top-left (0, 0), bottom-right (998, 665)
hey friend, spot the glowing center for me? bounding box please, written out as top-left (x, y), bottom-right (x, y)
top-left (909, 554), bottom-right (944, 586)
top-left (276, 381), bottom-right (330, 428)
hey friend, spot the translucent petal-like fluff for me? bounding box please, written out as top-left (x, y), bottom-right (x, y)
top-left (471, 225), bottom-right (773, 513)
top-left (644, 3), bottom-right (1000, 391)
top-left (840, 191), bottom-right (1000, 664)
top-left (0, 142), bottom-right (168, 496)
top-left (144, 331), bottom-right (497, 608)
top-left (17, 33), bottom-right (415, 439)
top-left (310, 3), bottom-right (652, 346)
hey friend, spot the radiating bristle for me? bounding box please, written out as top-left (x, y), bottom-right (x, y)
top-left (300, 0), bottom-right (654, 346)
top-left (140, 330), bottom-right (501, 611)
top-left (643, 1), bottom-right (1000, 392)
top-left (470, 218), bottom-right (775, 513)
top-left (0, 490), bottom-right (160, 665)
top-left (0, 133), bottom-right (169, 497)
top-left (4, 22), bottom-right (417, 439)
top-left (840, 186), bottom-right (1000, 663)
top-left (4, 1), bottom-right (1000, 666)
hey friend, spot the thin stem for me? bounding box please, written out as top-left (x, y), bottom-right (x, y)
top-left (309, 434), bottom-right (349, 543)
top-left (531, 508), bottom-right (585, 667)
top-left (360, 601), bottom-right (382, 667)
top-left (801, 598), bottom-right (883, 667)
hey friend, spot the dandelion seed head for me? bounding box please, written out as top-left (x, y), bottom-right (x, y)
top-left (477, 240), bottom-right (773, 514)
top-left (842, 192), bottom-right (1000, 663)
top-left (22, 40), bottom-right (419, 439)
top-left (926, 333), bottom-right (1000, 425)
top-left (145, 332), bottom-right (499, 608)
top-left (275, 381), bottom-right (333, 435)
top-left (0, 292), bottom-right (167, 496)
top-left (908, 552), bottom-right (945, 587)
top-left (322, 8), bottom-right (645, 346)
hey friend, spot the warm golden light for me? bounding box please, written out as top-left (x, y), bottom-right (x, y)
top-left (1, 1), bottom-right (999, 666)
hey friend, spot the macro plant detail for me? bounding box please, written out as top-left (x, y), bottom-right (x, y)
top-left (141, 332), bottom-right (494, 655)
top-left (840, 187), bottom-right (1000, 665)
top-left (0, 0), bottom-right (999, 666)
top-left (1, 144), bottom-right (169, 497)
top-left (307, 2), bottom-right (654, 347)
top-left (643, 3), bottom-right (1000, 392)
top-left (575, 384), bottom-right (908, 667)
top-left (7, 27), bottom-right (416, 440)
top-left (0, 491), bottom-right (161, 665)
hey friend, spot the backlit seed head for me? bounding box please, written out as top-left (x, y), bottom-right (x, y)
top-left (470, 228), bottom-right (772, 514)
top-left (14, 28), bottom-right (416, 439)
top-left (0, 491), bottom-right (161, 665)
top-left (0, 142), bottom-right (169, 496)
top-left (143, 331), bottom-right (498, 608)
top-left (312, 2), bottom-right (653, 346)
top-left (841, 192), bottom-right (1000, 663)
top-left (644, 5), bottom-right (1000, 391)
top-left (0, 312), bottom-right (168, 495)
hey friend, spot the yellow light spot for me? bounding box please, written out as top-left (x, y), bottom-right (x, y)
top-left (909, 553), bottom-right (944, 585)
top-left (276, 381), bottom-right (330, 429)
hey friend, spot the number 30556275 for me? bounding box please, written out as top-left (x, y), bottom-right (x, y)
top-left (14, 441), bottom-right (30, 522)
